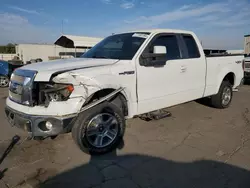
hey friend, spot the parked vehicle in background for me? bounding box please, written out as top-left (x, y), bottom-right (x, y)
top-left (26, 58), bottom-right (43, 64)
top-left (5, 29), bottom-right (244, 155)
top-left (8, 59), bottom-right (23, 65)
top-left (36, 58), bottom-right (43, 62)
top-left (243, 56), bottom-right (250, 81)
top-left (0, 60), bottom-right (23, 87)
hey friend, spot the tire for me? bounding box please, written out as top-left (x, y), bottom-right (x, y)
top-left (72, 101), bottom-right (125, 155)
top-left (211, 81), bottom-right (233, 109)
top-left (0, 75), bottom-right (9, 88)
top-left (243, 78), bottom-right (250, 85)
top-left (111, 94), bottom-right (127, 116)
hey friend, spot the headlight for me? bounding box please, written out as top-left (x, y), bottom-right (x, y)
top-left (39, 83), bottom-right (74, 105)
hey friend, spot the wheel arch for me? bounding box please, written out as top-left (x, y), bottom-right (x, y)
top-left (83, 88), bottom-right (129, 116)
top-left (223, 72), bottom-right (235, 86)
top-left (216, 71), bottom-right (235, 94)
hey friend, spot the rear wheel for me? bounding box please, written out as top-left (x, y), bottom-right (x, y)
top-left (72, 102), bottom-right (125, 155)
top-left (0, 75), bottom-right (9, 88)
top-left (211, 81), bottom-right (232, 109)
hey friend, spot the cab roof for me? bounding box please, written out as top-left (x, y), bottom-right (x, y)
top-left (127, 29), bottom-right (195, 36)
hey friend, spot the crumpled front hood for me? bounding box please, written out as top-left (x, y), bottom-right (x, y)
top-left (19, 58), bottom-right (119, 81)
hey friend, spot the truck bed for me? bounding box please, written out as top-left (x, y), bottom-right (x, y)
top-left (204, 55), bottom-right (244, 97)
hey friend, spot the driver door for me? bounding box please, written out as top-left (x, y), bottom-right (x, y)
top-left (136, 34), bottom-right (188, 114)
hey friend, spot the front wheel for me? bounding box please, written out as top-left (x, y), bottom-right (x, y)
top-left (211, 81), bottom-right (233, 109)
top-left (72, 102), bottom-right (125, 155)
top-left (0, 75), bottom-right (9, 88)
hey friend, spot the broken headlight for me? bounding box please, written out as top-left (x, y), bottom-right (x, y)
top-left (39, 83), bottom-right (74, 105)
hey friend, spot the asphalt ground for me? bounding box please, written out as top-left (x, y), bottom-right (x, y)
top-left (0, 85), bottom-right (250, 188)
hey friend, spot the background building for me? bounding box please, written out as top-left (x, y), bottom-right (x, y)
top-left (0, 35), bottom-right (103, 64)
top-left (17, 35), bottom-right (103, 63)
top-left (16, 44), bottom-right (84, 63)
top-left (244, 34), bottom-right (250, 55)
top-left (226, 49), bottom-right (244, 54)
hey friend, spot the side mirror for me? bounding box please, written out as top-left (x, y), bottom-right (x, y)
top-left (141, 46), bottom-right (167, 67)
top-left (153, 46), bottom-right (167, 54)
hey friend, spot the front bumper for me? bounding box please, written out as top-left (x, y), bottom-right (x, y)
top-left (5, 106), bottom-right (77, 137)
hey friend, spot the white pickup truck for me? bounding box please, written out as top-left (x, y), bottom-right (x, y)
top-left (5, 29), bottom-right (244, 154)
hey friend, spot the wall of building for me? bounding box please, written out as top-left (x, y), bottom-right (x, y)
top-left (244, 35), bottom-right (250, 55)
top-left (226, 50), bottom-right (244, 54)
top-left (0, 53), bottom-right (17, 61)
top-left (16, 44), bottom-right (88, 63)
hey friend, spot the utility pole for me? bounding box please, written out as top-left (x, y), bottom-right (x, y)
top-left (61, 20), bottom-right (64, 35)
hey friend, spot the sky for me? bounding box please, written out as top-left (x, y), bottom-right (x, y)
top-left (0, 0), bottom-right (249, 49)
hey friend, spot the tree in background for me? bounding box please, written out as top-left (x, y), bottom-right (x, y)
top-left (0, 43), bottom-right (16, 54)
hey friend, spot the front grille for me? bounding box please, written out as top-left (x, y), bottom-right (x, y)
top-left (245, 62), bottom-right (250, 69)
top-left (9, 69), bottom-right (37, 106)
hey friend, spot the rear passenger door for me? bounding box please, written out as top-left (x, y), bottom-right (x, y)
top-left (178, 34), bottom-right (206, 99)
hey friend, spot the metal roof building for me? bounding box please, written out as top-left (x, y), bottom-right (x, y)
top-left (14, 35), bottom-right (103, 63)
top-left (54, 35), bottom-right (103, 48)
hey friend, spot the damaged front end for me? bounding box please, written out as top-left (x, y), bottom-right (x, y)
top-left (6, 70), bottom-right (124, 139)
top-left (6, 71), bottom-right (84, 139)
top-left (33, 82), bottom-right (74, 107)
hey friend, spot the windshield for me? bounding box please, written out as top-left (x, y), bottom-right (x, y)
top-left (81, 32), bottom-right (149, 60)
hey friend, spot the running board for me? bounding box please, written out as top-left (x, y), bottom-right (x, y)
top-left (139, 110), bottom-right (172, 121)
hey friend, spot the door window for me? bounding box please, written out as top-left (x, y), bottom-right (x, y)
top-left (149, 35), bottom-right (181, 60)
top-left (182, 35), bottom-right (200, 58)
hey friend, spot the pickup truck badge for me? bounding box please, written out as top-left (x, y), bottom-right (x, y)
top-left (235, 60), bottom-right (242, 64)
top-left (119, 71), bottom-right (135, 75)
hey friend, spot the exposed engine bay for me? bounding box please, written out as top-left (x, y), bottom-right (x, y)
top-left (34, 82), bottom-right (74, 106)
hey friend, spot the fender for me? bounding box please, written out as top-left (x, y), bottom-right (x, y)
top-left (52, 71), bottom-right (136, 117)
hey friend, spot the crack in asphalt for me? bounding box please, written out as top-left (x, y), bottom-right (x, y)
top-left (1, 180), bottom-right (10, 188)
top-left (225, 134), bottom-right (250, 163)
top-left (167, 124), bottom-right (194, 152)
top-left (242, 108), bottom-right (250, 127)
